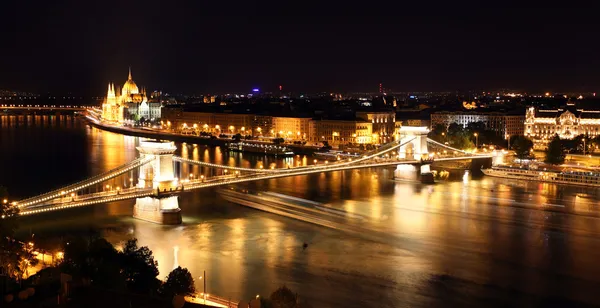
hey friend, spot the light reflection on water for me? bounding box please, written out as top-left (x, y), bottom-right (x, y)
top-left (6, 116), bottom-right (600, 306)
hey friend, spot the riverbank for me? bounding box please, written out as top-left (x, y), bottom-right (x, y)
top-left (82, 114), bottom-right (319, 155)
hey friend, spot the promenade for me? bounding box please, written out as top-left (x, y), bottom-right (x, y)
top-left (83, 112), bottom-right (319, 155)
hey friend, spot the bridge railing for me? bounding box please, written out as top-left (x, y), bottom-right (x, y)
top-left (20, 189), bottom-right (155, 216)
top-left (18, 157), bottom-right (154, 208)
top-left (24, 186), bottom-right (153, 209)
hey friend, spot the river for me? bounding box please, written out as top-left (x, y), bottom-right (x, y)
top-left (3, 115), bottom-right (600, 307)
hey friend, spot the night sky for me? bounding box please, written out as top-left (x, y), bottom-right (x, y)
top-left (1, 2), bottom-right (599, 95)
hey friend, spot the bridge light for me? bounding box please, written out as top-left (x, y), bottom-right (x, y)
top-left (2, 199), bottom-right (6, 204)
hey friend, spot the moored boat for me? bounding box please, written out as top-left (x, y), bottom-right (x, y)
top-left (482, 165), bottom-right (600, 187)
top-left (228, 142), bottom-right (295, 156)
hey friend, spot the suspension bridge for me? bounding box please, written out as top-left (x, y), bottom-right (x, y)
top-left (14, 126), bottom-right (496, 224)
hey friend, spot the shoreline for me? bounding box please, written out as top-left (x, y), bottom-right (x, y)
top-left (82, 114), bottom-right (318, 155)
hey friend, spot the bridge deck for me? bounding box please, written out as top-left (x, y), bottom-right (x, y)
top-left (17, 136), bottom-right (493, 215)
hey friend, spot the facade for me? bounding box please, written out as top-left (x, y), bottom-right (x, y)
top-left (101, 68), bottom-right (162, 123)
top-left (430, 111), bottom-right (525, 138)
top-left (272, 116), bottom-right (312, 140)
top-left (310, 119), bottom-right (373, 144)
top-left (253, 115), bottom-right (273, 136)
top-left (102, 83), bottom-right (124, 122)
top-left (355, 111), bottom-right (396, 144)
top-left (161, 107), bottom-right (381, 144)
top-left (161, 107), bottom-right (254, 135)
top-left (525, 107), bottom-right (600, 148)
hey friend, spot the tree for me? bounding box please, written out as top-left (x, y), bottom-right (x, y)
top-left (447, 123), bottom-right (464, 137)
top-left (428, 124), bottom-right (447, 143)
top-left (511, 135), bottom-right (533, 159)
top-left (232, 133), bottom-right (242, 142)
top-left (270, 285), bottom-right (298, 308)
top-left (120, 238), bottom-right (160, 294)
top-left (545, 134), bottom-right (565, 165)
top-left (84, 238), bottom-right (126, 290)
top-left (162, 266), bottom-right (195, 297)
top-left (450, 134), bottom-right (474, 150)
top-left (0, 187), bottom-right (37, 282)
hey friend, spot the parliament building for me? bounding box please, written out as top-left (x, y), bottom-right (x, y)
top-left (101, 68), bottom-right (161, 123)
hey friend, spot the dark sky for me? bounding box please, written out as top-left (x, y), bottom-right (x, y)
top-left (1, 1), bottom-right (599, 95)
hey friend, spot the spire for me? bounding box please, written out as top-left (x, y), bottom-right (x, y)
top-left (107, 82), bottom-right (116, 98)
top-left (128, 66), bottom-right (132, 80)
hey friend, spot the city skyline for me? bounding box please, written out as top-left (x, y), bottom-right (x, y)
top-left (1, 2), bottom-right (600, 95)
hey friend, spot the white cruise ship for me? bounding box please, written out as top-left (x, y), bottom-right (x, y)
top-left (482, 165), bottom-right (600, 187)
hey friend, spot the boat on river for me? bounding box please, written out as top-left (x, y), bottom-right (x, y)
top-left (227, 142), bottom-right (295, 156)
top-left (482, 165), bottom-right (600, 187)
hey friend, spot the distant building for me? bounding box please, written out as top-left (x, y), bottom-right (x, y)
top-left (101, 68), bottom-right (162, 122)
top-left (272, 116), bottom-right (312, 140)
top-left (161, 106), bottom-right (254, 134)
top-left (161, 106), bottom-right (380, 144)
top-left (253, 115), bottom-right (273, 136)
top-left (430, 111), bottom-right (524, 138)
top-left (395, 110), bottom-right (431, 129)
top-left (310, 119), bottom-right (373, 145)
top-left (355, 111), bottom-right (396, 144)
top-left (525, 106), bottom-right (600, 149)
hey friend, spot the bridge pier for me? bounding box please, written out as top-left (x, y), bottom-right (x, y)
top-left (133, 140), bottom-right (182, 225)
top-left (393, 164), bottom-right (434, 184)
top-left (395, 127), bottom-right (434, 184)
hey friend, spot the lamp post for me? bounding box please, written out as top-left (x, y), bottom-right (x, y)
top-left (474, 132), bottom-right (479, 148)
top-left (199, 271), bottom-right (206, 304)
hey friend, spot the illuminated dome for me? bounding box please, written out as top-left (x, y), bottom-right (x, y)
top-left (121, 67), bottom-right (139, 96)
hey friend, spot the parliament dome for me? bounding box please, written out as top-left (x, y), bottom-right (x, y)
top-left (121, 67), bottom-right (139, 95)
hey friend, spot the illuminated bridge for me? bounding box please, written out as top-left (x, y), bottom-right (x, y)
top-left (14, 127), bottom-right (495, 224)
top-left (1, 104), bottom-right (87, 111)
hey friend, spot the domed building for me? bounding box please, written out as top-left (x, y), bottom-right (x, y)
top-left (101, 68), bottom-right (162, 123)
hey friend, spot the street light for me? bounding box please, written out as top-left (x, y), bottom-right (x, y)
top-left (474, 132), bottom-right (479, 148)
top-left (200, 270), bottom-right (206, 304)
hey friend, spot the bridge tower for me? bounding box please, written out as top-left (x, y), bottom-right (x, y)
top-left (395, 126), bottom-right (434, 183)
top-left (133, 140), bottom-right (182, 224)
